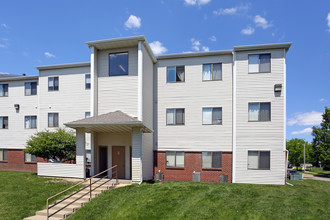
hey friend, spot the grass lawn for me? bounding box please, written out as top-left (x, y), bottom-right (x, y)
top-left (0, 171), bottom-right (78, 220)
top-left (307, 167), bottom-right (330, 178)
top-left (69, 180), bottom-right (330, 220)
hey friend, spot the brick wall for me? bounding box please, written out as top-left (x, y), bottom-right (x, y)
top-left (154, 151), bottom-right (232, 183)
top-left (0, 149), bottom-right (46, 172)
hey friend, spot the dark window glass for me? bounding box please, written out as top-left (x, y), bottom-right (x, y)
top-left (259, 151), bottom-right (270, 169)
top-left (48, 77), bottom-right (59, 91)
top-left (212, 152), bottom-right (222, 168)
top-left (48, 113), bottom-right (59, 127)
top-left (109, 52), bottom-right (128, 76)
top-left (167, 66), bottom-right (185, 82)
top-left (212, 63), bottom-right (222, 80)
top-left (85, 74), bottom-right (91, 89)
top-left (175, 109), bottom-right (185, 125)
top-left (259, 54), bottom-right (271, 72)
top-left (1, 116), bottom-right (8, 129)
top-left (0, 149), bottom-right (8, 161)
top-left (167, 67), bottom-right (176, 82)
top-left (166, 108), bottom-right (185, 125)
top-left (212, 108), bottom-right (222, 125)
top-left (176, 66), bottom-right (185, 82)
top-left (0, 84), bottom-right (8, 97)
top-left (260, 103), bottom-right (271, 121)
top-left (249, 102), bottom-right (271, 121)
top-left (25, 82), bottom-right (37, 95)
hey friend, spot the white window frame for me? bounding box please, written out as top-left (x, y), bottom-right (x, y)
top-left (166, 66), bottom-right (185, 83)
top-left (202, 107), bottom-right (222, 125)
top-left (166, 151), bottom-right (185, 168)
top-left (248, 150), bottom-right (271, 170)
top-left (48, 76), bottom-right (59, 91)
top-left (48, 113), bottom-right (59, 127)
top-left (202, 151), bottom-right (222, 169)
top-left (25, 116), bottom-right (37, 129)
top-left (24, 153), bottom-right (37, 163)
top-left (25, 82), bottom-right (37, 96)
top-left (85, 74), bottom-right (91, 89)
top-left (0, 84), bottom-right (8, 97)
top-left (0, 116), bottom-right (8, 129)
top-left (248, 53), bottom-right (271, 73)
top-left (202, 63), bottom-right (222, 81)
top-left (248, 102), bottom-right (271, 122)
top-left (166, 108), bottom-right (185, 125)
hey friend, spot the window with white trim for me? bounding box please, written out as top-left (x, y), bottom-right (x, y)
top-left (0, 149), bottom-right (8, 161)
top-left (25, 153), bottom-right (37, 162)
top-left (25, 82), bottom-right (37, 95)
top-left (109, 52), bottom-right (128, 76)
top-left (203, 107), bottom-right (222, 125)
top-left (167, 66), bottom-right (185, 83)
top-left (202, 152), bottom-right (222, 168)
top-left (248, 102), bottom-right (271, 121)
top-left (202, 63), bottom-right (222, 81)
top-left (248, 151), bottom-right (270, 170)
top-left (0, 116), bottom-right (8, 129)
top-left (85, 74), bottom-right (91, 89)
top-left (25, 116), bottom-right (37, 129)
top-left (85, 112), bottom-right (91, 118)
top-left (48, 77), bottom-right (59, 91)
top-left (166, 151), bottom-right (184, 167)
top-left (248, 54), bottom-right (271, 73)
top-left (48, 113), bottom-right (59, 127)
top-left (0, 84), bottom-right (8, 97)
top-left (166, 108), bottom-right (185, 125)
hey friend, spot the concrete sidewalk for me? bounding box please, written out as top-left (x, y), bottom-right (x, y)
top-left (303, 173), bottom-right (330, 182)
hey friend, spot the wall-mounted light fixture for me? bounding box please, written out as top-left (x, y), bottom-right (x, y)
top-left (274, 84), bottom-right (282, 92)
top-left (14, 104), bottom-right (20, 110)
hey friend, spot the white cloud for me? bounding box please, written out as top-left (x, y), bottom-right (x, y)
top-left (327, 13), bottom-right (330, 32)
top-left (291, 128), bottom-right (313, 135)
top-left (241, 25), bottom-right (255, 35)
top-left (320, 98), bottom-right (327, 102)
top-left (1, 24), bottom-right (7, 28)
top-left (254, 15), bottom-right (272, 29)
top-left (124, 15), bottom-right (141, 29)
top-left (202, 46), bottom-right (209, 52)
top-left (184, 0), bottom-right (211, 6)
top-left (44, 52), bottom-right (55, 58)
top-left (287, 111), bottom-right (323, 126)
top-left (213, 4), bottom-right (250, 16)
top-left (209, 35), bottom-right (217, 42)
top-left (0, 72), bottom-right (9, 75)
top-left (191, 38), bottom-right (201, 51)
top-left (149, 41), bottom-right (168, 55)
top-left (0, 44), bottom-right (5, 48)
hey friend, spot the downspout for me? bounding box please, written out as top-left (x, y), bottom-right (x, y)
top-left (138, 41), bottom-right (143, 185)
top-left (283, 48), bottom-right (287, 185)
top-left (232, 51), bottom-right (237, 183)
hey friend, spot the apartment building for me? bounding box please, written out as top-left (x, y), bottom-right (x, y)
top-left (0, 36), bottom-right (291, 184)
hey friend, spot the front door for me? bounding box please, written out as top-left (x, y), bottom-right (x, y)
top-left (112, 146), bottom-right (125, 179)
top-left (99, 146), bottom-right (108, 174)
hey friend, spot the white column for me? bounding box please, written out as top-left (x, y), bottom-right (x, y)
top-left (232, 51), bottom-right (237, 183)
top-left (131, 128), bottom-right (143, 182)
top-left (90, 46), bottom-right (98, 117)
top-left (76, 128), bottom-right (86, 179)
top-left (91, 131), bottom-right (95, 176)
top-left (138, 41), bottom-right (143, 121)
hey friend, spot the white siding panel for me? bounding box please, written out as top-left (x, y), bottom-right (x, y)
top-left (235, 49), bottom-right (285, 185)
top-left (0, 80), bottom-right (38, 149)
top-left (38, 163), bottom-right (85, 178)
top-left (157, 55), bottom-right (233, 151)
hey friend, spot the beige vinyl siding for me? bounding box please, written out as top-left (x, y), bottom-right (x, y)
top-left (235, 49), bottom-right (285, 185)
top-left (157, 55), bottom-right (233, 151)
top-left (0, 80), bottom-right (38, 149)
top-left (141, 44), bottom-right (154, 180)
top-left (97, 47), bottom-right (138, 116)
top-left (38, 67), bottom-right (91, 131)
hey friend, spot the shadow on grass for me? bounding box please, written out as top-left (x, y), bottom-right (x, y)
top-left (314, 173), bottom-right (330, 178)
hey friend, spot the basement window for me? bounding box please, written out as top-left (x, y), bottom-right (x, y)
top-left (166, 151), bottom-right (184, 167)
top-left (0, 149), bottom-right (8, 161)
top-left (25, 153), bottom-right (37, 162)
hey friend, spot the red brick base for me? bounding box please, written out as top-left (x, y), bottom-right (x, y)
top-left (154, 151), bottom-right (232, 183)
top-left (0, 149), bottom-right (46, 172)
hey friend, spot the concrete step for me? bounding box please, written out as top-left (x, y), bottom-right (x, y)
top-left (36, 209), bottom-right (73, 219)
top-left (24, 215), bottom-right (63, 220)
top-left (46, 203), bottom-right (82, 213)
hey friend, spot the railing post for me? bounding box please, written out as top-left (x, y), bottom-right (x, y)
top-left (46, 199), bottom-right (49, 220)
top-left (116, 166), bottom-right (118, 185)
top-left (89, 178), bottom-right (92, 200)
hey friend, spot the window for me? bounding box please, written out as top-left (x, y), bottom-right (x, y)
top-left (25, 116), bottom-right (37, 129)
top-left (248, 54), bottom-right (271, 73)
top-left (85, 112), bottom-right (91, 118)
top-left (0, 149), bottom-right (8, 161)
top-left (166, 151), bottom-right (184, 167)
top-left (166, 108), bottom-right (185, 125)
top-left (203, 63), bottom-right (222, 81)
top-left (0, 116), bottom-right (8, 129)
top-left (167, 66), bottom-right (185, 83)
top-left (203, 107), bottom-right (222, 125)
top-left (48, 77), bottom-right (59, 91)
top-left (248, 151), bottom-right (270, 170)
top-left (25, 82), bottom-right (37, 95)
top-left (202, 152), bottom-right (222, 168)
top-left (25, 153), bottom-right (37, 162)
top-left (0, 84), bottom-right (8, 97)
top-left (48, 113), bottom-right (59, 127)
top-left (248, 102), bottom-right (271, 121)
top-left (109, 52), bottom-right (128, 76)
top-left (85, 74), bottom-right (91, 89)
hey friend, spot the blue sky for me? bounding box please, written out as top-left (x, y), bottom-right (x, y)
top-left (0, 0), bottom-right (329, 141)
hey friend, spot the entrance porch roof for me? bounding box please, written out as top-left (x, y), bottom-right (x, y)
top-left (65, 110), bottom-right (152, 133)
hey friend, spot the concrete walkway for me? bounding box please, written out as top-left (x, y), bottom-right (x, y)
top-left (303, 173), bottom-right (330, 182)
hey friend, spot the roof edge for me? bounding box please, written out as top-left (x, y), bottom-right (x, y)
top-left (234, 42), bottom-right (292, 52)
top-left (36, 62), bottom-right (90, 70)
top-left (156, 50), bottom-right (233, 60)
top-left (86, 35), bottom-right (146, 47)
top-left (0, 75), bottom-right (38, 82)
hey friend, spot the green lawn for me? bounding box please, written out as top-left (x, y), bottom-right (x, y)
top-left (308, 167), bottom-right (330, 178)
top-left (0, 171), bottom-right (78, 220)
top-left (69, 180), bottom-right (330, 220)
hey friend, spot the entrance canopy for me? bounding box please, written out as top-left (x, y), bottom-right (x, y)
top-left (65, 110), bottom-right (152, 133)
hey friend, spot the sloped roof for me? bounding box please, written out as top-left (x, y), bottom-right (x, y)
top-left (65, 110), bottom-right (152, 133)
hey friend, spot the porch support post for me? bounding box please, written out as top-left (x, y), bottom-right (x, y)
top-left (76, 128), bottom-right (86, 179)
top-left (138, 41), bottom-right (143, 121)
top-left (90, 46), bottom-right (98, 117)
top-left (131, 127), bottom-right (143, 182)
top-left (90, 131), bottom-right (95, 176)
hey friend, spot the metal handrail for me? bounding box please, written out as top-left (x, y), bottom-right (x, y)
top-left (46, 165), bottom-right (118, 220)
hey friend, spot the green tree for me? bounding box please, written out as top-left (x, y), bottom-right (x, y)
top-left (312, 107), bottom-right (330, 170)
top-left (24, 128), bottom-right (76, 162)
top-left (286, 138), bottom-right (312, 168)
